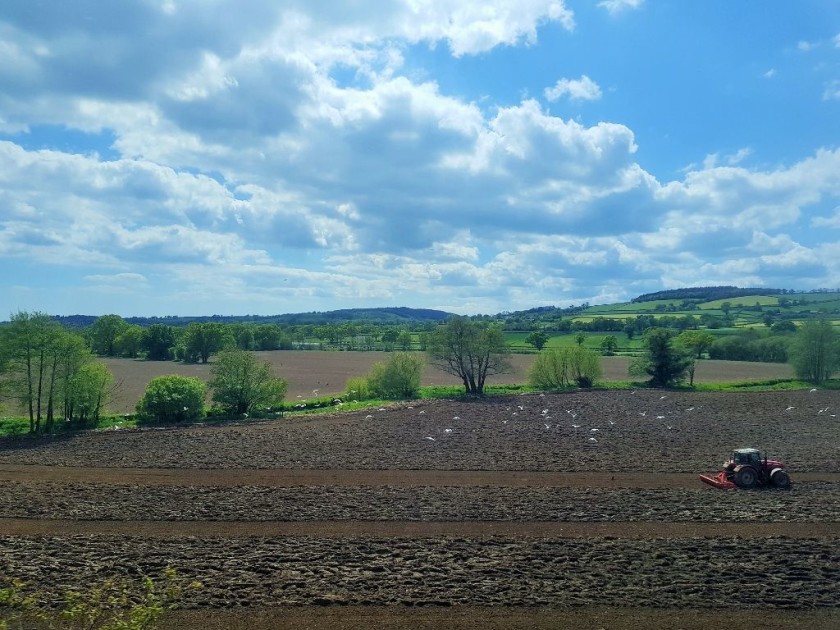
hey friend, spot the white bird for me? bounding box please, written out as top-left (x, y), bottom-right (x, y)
top-left (366, 415), bottom-right (374, 420)
top-left (444, 428), bottom-right (453, 433)
top-left (502, 420), bottom-right (508, 424)
top-left (667, 425), bottom-right (673, 430)
top-left (418, 410), bottom-right (426, 415)
top-left (660, 395), bottom-right (667, 400)
top-left (810, 388), bottom-right (817, 393)
top-left (588, 437), bottom-right (597, 443)
top-left (785, 406), bottom-right (794, 411)
top-left (424, 436), bottom-right (436, 441)
top-left (639, 412), bottom-right (646, 417)
top-left (544, 423), bottom-right (551, 429)
top-left (686, 407), bottom-right (695, 412)
top-left (453, 416), bottom-right (461, 420)
top-left (608, 420), bottom-right (615, 426)
top-left (541, 409), bottom-right (549, 415)
top-left (656, 416), bottom-right (665, 420)
top-left (517, 405), bottom-right (525, 410)
top-left (572, 424), bottom-right (580, 430)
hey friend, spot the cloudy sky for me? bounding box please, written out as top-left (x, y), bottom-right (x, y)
top-left (1, 1), bottom-right (839, 317)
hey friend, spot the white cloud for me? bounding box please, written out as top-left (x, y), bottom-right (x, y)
top-left (835, 32), bottom-right (840, 48)
top-left (763, 68), bottom-right (776, 79)
top-left (544, 75), bottom-right (602, 102)
top-left (797, 40), bottom-right (817, 52)
top-left (823, 81), bottom-right (840, 101)
top-left (598, 0), bottom-right (644, 15)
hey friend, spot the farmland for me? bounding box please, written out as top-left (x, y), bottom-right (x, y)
top-left (1, 387), bottom-right (838, 628)
top-left (99, 351), bottom-right (795, 414)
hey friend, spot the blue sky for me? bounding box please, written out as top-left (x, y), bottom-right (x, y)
top-left (1, 0), bottom-right (839, 317)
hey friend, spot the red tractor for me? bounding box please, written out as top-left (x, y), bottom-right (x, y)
top-left (700, 448), bottom-right (791, 489)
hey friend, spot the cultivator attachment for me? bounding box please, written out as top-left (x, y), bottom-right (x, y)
top-left (699, 471), bottom-right (736, 490)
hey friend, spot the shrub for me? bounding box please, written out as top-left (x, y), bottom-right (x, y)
top-left (529, 347), bottom-right (602, 389)
top-left (136, 375), bottom-right (206, 424)
top-left (209, 350), bottom-right (287, 415)
top-left (368, 352), bottom-right (424, 399)
top-left (344, 376), bottom-right (373, 401)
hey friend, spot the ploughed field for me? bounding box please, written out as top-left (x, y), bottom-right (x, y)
top-left (1, 388), bottom-right (838, 629)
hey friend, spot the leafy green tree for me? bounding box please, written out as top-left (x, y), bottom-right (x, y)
top-left (64, 362), bottom-right (113, 427)
top-left (136, 375), bottom-right (206, 424)
top-left (142, 324), bottom-right (177, 361)
top-left (676, 330), bottom-right (716, 359)
top-left (630, 327), bottom-right (693, 387)
top-left (116, 324), bottom-right (144, 358)
top-left (623, 323), bottom-right (635, 340)
top-left (529, 346), bottom-right (602, 389)
top-left (397, 330), bottom-right (413, 351)
top-left (427, 317), bottom-right (511, 395)
top-left (181, 323), bottom-right (234, 363)
top-left (380, 328), bottom-right (399, 351)
top-left (525, 330), bottom-right (549, 351)
top-left (600, 335), bottom-right (618, 355)
top-left (770, 320), bottom-right (797, 334)
top-left (574, 332), bottom-right (586, 347)
top-left (208, 350), bottom-right (287, 415)
top-left (87, 314), bottom-right (129, 356)
top-left (366, 352), bottom-right (424, 399)
top-left (789, 319), bottom-right (839, 385)
top-left (1, 312), bottom-right (63, 433)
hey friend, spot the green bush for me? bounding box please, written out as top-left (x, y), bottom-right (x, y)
top-left (135, 375), bottom-right (206, 424)
top-left (368, 352), bottom-right (424, 399)
top-left (529, 347), bottom-right (602, 389)
top-left (344, 376), bottom-right (373, 401)
top-left (209, 350), bottom-right (287, 416)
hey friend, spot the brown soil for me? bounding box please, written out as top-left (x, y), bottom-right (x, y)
top-left (1, 388), bottom-right (837, 629)
top-left (100, 352), bottom-right (794, 414)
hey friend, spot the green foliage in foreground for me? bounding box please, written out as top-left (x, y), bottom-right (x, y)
top-left (0, 567), bottom-right (201, 630)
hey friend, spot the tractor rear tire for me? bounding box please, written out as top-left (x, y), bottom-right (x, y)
top-left (734, 466), bottom-right (757, 489)
top-left (771, 469), bottom-right (791, 489)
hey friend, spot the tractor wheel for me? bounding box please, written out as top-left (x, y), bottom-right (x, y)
top-left (771, 469), bottom-right (791, 489)
top-left (734, 466), bottom-right (757, 489)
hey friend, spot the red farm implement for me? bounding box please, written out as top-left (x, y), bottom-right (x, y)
top-left (700, 448), bottom-right (791, 490)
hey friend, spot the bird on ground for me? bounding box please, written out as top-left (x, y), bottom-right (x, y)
top-left (444, 428), bottom-right (453, 433)
top-left (639, 412), bottom-right (647, 417)
top-left (810, 388), bottom-right (818, 393)
top-left (588, 437), bottom-right (597, 443)
top-left (544, 423), bottom-right (551, 429)
top-left (686, 407), bottom-right (695, 411)
top-left (418, 410), bottom-right (426, 415)
top-left (785, 406), bottom-right (794, 411)
top-left (656, 415), bottom-right (665, 420)
top-left (424, 436), bottom-right (436, 441)
top-left (453, 416), bottom-right (461, 420)
top-left (660, 395), bottom-right (667, 400)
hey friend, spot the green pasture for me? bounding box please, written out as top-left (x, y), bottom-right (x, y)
top-left (504, 331), bottom-right (642, 353)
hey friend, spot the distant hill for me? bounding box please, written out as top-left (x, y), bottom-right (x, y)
top-left (631, 286), bottom-right (787, 304)
top-left (50, 307), bottom-right (453, 329)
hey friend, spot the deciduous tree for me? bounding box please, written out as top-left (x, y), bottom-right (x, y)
top-left (426, 317), bottom-right (511, 395)
top-left (790, 319), bottom-right (838, 385)
top-left (209, 350), bottom-right (287, 415)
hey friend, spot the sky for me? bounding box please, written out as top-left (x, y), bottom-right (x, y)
top-left (1, 1), bottom-right (839, 318)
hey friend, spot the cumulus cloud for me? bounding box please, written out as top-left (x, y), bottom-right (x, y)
top-left (544, 75), bottom-right (602, 102)
top-left (598, 0), bottom-right (644, 15)
top-left (0, 1), bottom-right (838, 314)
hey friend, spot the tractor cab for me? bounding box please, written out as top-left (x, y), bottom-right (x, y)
top-left (732, 448), bottom-right (762, 467)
